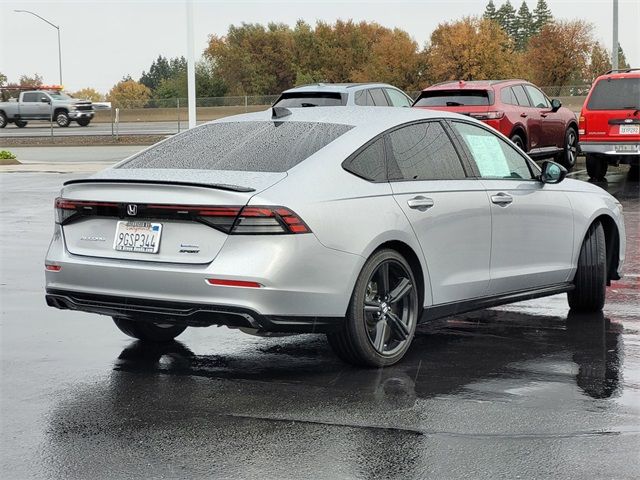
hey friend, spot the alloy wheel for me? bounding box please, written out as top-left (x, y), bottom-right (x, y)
top-left (566, 129), bottom-right (578, 167)
top-left (363, 259), bottom-right (418, 356)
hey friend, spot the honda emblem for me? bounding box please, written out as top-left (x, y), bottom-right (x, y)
top-left (127, 204), bottom-right (138, 216)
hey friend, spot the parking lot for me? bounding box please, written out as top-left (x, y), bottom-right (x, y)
top-left (0, 166), bottom-right (638, 479)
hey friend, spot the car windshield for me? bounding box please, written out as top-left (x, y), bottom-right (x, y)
top-left (587, 78), bottom-right (640, 110)
top-left (273, 92), bottom-right (344, 108)
top-left (414, 90), bottom-right (491, 107)
top-left (118, 121), bottom-right (353, 172)
top-left (48, 92), bottom-right (73, 100)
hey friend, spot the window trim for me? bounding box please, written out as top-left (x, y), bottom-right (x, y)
top-left (446, 118), bottom-right (542, 181)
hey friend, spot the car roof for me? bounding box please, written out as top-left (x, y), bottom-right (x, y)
top-left (281, 83), bottom-right (402, 94)
top-left (593, 68), bottom-right (640, 81)
top-left (422, 79), bottom-right (529, 91)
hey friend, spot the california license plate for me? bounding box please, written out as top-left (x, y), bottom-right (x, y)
top-left (619, 125), bottom-right (639, 135)
top-left (113, 221), bottom-right (162, 253)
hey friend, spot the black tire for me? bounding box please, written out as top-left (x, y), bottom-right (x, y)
top-left (14, 120), bottom-right (28, 128)
top-left (55, 111), bottom-right (70, 127)
top-left (567, 222), bottom-right (606, 312)
top-left (113, 317), bottom-right (186, 342)
top-left (327, 249), bottom-right (419, 367)
top-left (586, 153), bottom-right (608, 180)
top-left (556, 127), bottom-right (578, 171)
top-left (510, 133), bottom-right (526, 152)
top-left (76, 118), bottom-right (91, 127)
top-left (0, 112), bottom-right (7, 128)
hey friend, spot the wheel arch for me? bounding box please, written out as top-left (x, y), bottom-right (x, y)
top-left (586, 214), bottom-right (621, 284)
top-left (53, 107), bottom-right (69, 115)
top-left (509, 124), bottom-right (528, 150)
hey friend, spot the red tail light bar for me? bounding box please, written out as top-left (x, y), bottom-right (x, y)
top-left (54, 198), bottom-right (311, 234)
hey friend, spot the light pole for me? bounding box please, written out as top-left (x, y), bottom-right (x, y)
top-left (14, 10), bottom-right (63, 86)
top-left (612, 0), bottom-right (619, 70)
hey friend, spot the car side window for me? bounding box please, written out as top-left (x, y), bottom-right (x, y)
top-left (512, 85), bottom-right (531, 107)
top-left (370, 88), bottom-right (390, 106)
top-left (386, 121), bottom-right (466, 181)
top-left (385, 88), bottom-right (412, 107)
top-left (23, 93), bottom-right (37, 102)
top-left (452, 121), bottom-right (534, 180)
top-left (354, 90), bottom-right (366, 106)
top-left (524, 85), bottom-right (550, 108)
top-left (38, 93), bottom-right (49, 102)
top-left (344, 138), bottom-right (387, 181)
top-left (500, 87), bottom-right (516, 105)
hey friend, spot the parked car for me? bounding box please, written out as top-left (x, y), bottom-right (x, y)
top-left (578, 68), bottom-right (640, 179)
top-left (0, 87), bottom-right (94, 128)
top-left (413, 80), bottom-right (579, 170)
top-left (273, 83), bottom-right (414, 108)
top-left (45, 107), bottom-right (625, 367)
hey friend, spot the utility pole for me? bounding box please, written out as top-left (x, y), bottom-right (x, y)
top-left (612, 0), bottom-right (619, 70)
top-left (186, 0), bottom-right (196, 129)
top-left (14, 10), bottom-right (63, 85)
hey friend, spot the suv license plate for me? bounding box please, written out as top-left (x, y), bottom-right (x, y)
top-left (114, 221), bottom-right (162, 253)
top-left (614, 144), bottom-right (638, 153)
top-left (620, 125), bottom-right (639, 135)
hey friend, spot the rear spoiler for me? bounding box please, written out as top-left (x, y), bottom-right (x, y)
top-left (63, 178), bottom-right (256, 193)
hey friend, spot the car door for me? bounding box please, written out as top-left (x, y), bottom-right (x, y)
top-left (19, 92), bottom-right (40, 119)
top-left (524, 84), bottom-right (563, 148)
top-left (512, 84), bottom-right (543, 150)
top-left (387, 120), bottom-right (492, 305)
top-left (450, 120), bottom-right (574, 294)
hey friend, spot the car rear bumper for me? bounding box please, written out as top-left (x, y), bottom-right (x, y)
top-left (579, 141), bottom-right (640, 156)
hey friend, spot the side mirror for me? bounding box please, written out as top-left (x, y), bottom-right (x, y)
top-left (540, 160), bottom-right (567, 184)
top-left (40, 98), bottom-right (50, 103)
top-left (550, 98), bottom-right (561, 112)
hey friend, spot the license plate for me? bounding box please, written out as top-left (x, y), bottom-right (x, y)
top-left (614, 144), bottom-right (638, 153)
top-left (113, 221), bottom-right (162, 253)
top-left (620, 125), bottom-right (639, 135)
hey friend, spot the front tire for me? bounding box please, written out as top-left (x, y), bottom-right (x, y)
top-left (557, 127), bottom-right (578, 171)
top-left (55, 111), bottom-right (70, 127)
top-left (327, 249), bottom-right (419, 367)
top-left (567, 222), bottom-right (606, 312)
top-left (586, 153), bottom-right (608, 180)
top-left (113, 317), bottom-right (187, 342)
top-left (14, 120), bottom-right (28, 128)
top-left (76, 118), bottom-right (91, 127)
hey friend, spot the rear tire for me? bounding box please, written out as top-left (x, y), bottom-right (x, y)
top-left (586, 154), bottom-right (608, 180)
top-left (0, 112), bottom-right (7, 128)
top-left (14, 120), bottom-right (27, 128)
top-left (327, 249), bottom-right (419, 367)
top-left (510, 133), bottom-right (526, 152)
top-left (113, 317), bottom-right (186, 342)
top-left (76, 118), bottom-right (91, 127)
top-left (557, 127), bottom-right (578, 171)
top-left (567, 222), bottom-right (606, 312)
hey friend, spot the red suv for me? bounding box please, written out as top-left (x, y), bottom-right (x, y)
top-left (413, 80), bottom-right (579, 170)
top-left (579, 69), bottom-right (640, 179)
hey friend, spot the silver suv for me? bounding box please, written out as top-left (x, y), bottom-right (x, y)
top-left (273, 83), bottom-right (414, 108)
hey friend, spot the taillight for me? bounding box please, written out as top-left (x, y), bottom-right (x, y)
top-left (578, 115), bottom-right (586, 135)
top-left (206, 278), bottom-right (263, 288)
top-left (54, 198), bottom-right (310, 234)
top-left (470, 111), bottom-right (504, 120)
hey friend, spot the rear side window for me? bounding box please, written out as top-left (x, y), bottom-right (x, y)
top-left (355, 89), bottom-right (375, 106)
top-left (587, 78), bottom-right (640, 110)
top-left (500, 87), bottom-right (516, 105)
top-left (414, 90), bottom-right (491, 107)
top-left (343, 138), bottom-right (386, 181)
top-left (119, 121), bottom-right (353, 172)
top-left (386, 121), bottom-right (466, 181)
top-left (22, 93), bottom-right (37, 102)
top-left (511, 85), bottom-right (531, 107)
top-left (369, 88), bottom-right (390, 106)
top-left (273, 92), bottom-right (345, 108)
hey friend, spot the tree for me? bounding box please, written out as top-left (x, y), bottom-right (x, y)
top-left (0, 72), bottom-right (7, 86)
top-left (140, 55), bottom-right (187, 92)
top-left (19, 73), bottom-right (43, 87)
top-left (532, 0), bottom-right (553, 34)
top-left (617, 45), bottom-right (630, 70)
top-left (524, 20), bottom-right (594, 93)
top-left (154, 60), bottom-right (228, 99)
top-left (483, 0), bottom-right (498, 21)
top-left (426, 17), bottom-right (520, 82)
top-left (107, 79), bottom-right (151, 108)
top-left (584, 43), bottom-right (611, 82)
top-left (72, 87), bottom-right (104, 102)
top-left (496, 0), bottom-right (518, 39)
top-left (514, 1), bottom-right (534, 50)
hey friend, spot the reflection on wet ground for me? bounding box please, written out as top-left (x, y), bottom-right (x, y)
top-left (1, 166), bottom-right (639, 479)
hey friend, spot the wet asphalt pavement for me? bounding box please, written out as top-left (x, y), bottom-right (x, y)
top-left (1, 168), bottom-right (639, 479)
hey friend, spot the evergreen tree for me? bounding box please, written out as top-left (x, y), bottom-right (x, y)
top-left (533, 0), bottom-right (553, 34)
top-left (496, 1), bottom-right (518, 39)
top-left (617, 44), bottom-right (630, 70)
top-left (515, 1), bottom-right (534, 50)
top-left (483, 0), bottom-right (498, 21)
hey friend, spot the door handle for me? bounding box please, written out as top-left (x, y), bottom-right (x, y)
top-left (541, 113), bottom-right (548, 118)
top-left (491, 193), bottom-right (513, 206)
top-left (407, 196), bottom-right (434, 211)
top-left (520, 113), bottom-right (528, 118)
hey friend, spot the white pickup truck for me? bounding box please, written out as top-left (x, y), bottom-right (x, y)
top-left (0, 89), bottom-right (94, 128)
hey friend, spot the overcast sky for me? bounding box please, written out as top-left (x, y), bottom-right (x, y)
top-left (1, 0), bottom-right (638, 93)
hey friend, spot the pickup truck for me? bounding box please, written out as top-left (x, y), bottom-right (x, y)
top-left (0, 89), bottom-right (94, 128)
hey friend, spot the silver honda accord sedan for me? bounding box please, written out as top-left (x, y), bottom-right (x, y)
top-left (45, 106), bottom-right (625, 367)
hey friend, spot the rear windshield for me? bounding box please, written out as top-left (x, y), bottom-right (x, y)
top-left (118, 121), bottom-right (353, 172)
top-left (273, 92), bottom-right (345, 108)
top-left (414, 90), bottom-right (492, 107)
top-left (587, 78), bottom-right (640, 110)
